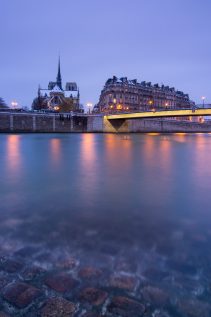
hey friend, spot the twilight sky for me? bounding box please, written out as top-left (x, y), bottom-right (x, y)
top-left (1, 0), bottom-right (211, 108)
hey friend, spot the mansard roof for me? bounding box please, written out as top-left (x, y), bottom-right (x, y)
top-left (105, 76), bottom-right (189, 97)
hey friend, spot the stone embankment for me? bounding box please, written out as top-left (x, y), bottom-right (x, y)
top-left (0, 112), bottom-right (88, 133)
top-left (1, 112), bottom-right (211, 133)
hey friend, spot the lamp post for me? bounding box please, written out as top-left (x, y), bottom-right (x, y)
top-left (11, 101), bottom-right (18, 110)
top-left (148, 100), bottom-right (153, 111)
top-left (201, 96), bottom-right (206, 108)
top-left (86, 102), bottom-right (93, 114)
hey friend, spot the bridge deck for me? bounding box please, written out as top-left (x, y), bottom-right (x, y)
top-left (106, 108), bottom-right (211, 120)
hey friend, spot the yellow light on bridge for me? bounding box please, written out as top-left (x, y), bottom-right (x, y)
top-left (106, 108), bottom-right (211, 120)
top-left (148, 100), bottom-right (153, 105)
top-left (148, 133), bottom-right (160, 136)
top-left (117, 104), bottom-right (122, 110)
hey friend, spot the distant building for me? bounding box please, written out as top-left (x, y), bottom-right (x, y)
top-left (96, 76), bottom-right (195, 113)
top-left (32, 59), bottom-right (83, 112)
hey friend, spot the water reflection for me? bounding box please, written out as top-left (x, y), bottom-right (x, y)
top-left (193, 134), bottom-right (211, 191)
top-left (79, 134), bottom-right (98, 206)
top-left (50, 138), bottom-right (62, 167)
top-left (6, 135), bottom-right (21, 177)
top-left (104, 134), bottom-right (132, 172)
top-left (80, 134), bottom-right (96, 168)
top-left (159, 136), bottom-right (172, 171)
top-left (173, 132), bottom-right (187, 143)
top-left (144, 134), bottom-right (156, 163)
top-left (142, 135), bottom-right (173, 210)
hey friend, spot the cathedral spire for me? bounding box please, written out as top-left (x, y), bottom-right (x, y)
top-left (38, 84), bottom-right (41, 97)
top-left (56, 57), bottom-right (62, 90)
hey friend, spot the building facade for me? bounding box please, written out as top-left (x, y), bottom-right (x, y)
top-left (96, 76), bottom-right (195, 113)
top-left (32, 59), bottom-right (82, 113)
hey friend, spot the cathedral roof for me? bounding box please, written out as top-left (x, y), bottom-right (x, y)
top-left (51, 84), bottom-right (63, 93)
top-left (39, 87), bottom-right (78, 98)
top-left (64, 90), bottom-right (78, 98)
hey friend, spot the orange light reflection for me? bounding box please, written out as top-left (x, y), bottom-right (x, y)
top-left (104, 134), bottom-right (132, 171)
top-left (193, 134), bottom-right (211, 181)
top-left (143, 135), bottom-right (172, 205)
top-left (50, 138), bottom-right (61, 167)
top-left (79, 134), bottom-right (98, 207)
top-left (6, 135), bottom-right (21, 175)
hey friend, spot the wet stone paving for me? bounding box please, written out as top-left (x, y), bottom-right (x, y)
top-left (0, 217), bottom-right (211, 317)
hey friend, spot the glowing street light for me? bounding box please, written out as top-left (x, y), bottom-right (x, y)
top-left (201, 96), bottom-right (206, 108)
top-left (11, 101), bottom-right (18, 109)
top-left (199, 116), bottom-right (205, 123)
top-left (86, 102), bottom-right (93, 114)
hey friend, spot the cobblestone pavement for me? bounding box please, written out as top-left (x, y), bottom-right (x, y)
top-left (0, 224), bottom-right (211, 317)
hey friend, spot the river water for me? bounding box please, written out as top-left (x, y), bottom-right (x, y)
top-left (1, 133), bottom-right (211, 316)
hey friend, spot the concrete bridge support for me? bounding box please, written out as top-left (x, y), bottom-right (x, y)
top-left (103, 117), bottom-right (129, 132)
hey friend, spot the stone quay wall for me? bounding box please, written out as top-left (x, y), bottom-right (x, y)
top-left (1, 112), bottom-right (211, 133)
top-left (0, 113), bottom-right (88, 133)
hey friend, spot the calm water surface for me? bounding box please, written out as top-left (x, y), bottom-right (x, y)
top-left (1, 133), bottom-right (211, 316)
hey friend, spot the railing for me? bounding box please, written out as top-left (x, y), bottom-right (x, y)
top-left (106, 108), bottom-right (211, 120)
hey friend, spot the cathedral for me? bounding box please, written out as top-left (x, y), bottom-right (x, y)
top-left (32, 59), bottom-right (82, 112)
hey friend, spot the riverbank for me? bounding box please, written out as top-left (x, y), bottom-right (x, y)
top-left (0, 112), bottom-right (211, 133)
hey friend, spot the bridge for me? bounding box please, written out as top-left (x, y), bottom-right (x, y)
top-left (105, 108), bottom-right (211, 120)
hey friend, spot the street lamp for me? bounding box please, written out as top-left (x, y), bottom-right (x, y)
top-left (11, 101), bottom-right (18, 109)
top-left (86, 102), bottom-right (93, 114)
top-left (201, 96), bottom-right (206, 108)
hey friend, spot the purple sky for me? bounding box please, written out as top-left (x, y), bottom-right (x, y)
top-left (1, 0), bottom-right (211, 108)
